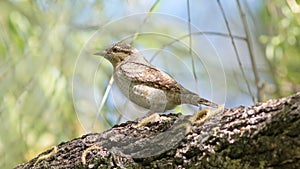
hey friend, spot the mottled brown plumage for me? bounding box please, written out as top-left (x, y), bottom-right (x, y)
top-left (95, 42), bottom-right (219, 112)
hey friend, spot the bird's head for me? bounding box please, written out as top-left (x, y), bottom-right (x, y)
top-left (95, 42), bottom-right (134, 67)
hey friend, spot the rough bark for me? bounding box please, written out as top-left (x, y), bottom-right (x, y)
top-left (15, 92), bottom-right (300, 169)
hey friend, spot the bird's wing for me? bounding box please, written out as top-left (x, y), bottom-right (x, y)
top-left (119, 62), bottom-right (186, 93)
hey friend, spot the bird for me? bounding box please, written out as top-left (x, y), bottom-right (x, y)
top-left (94, 41), bottom-right (219, 114)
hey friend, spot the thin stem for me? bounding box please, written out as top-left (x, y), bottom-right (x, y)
top-left (148, 31), bottom-right (246, 62)
top-left (92, 76), bottom-right (114, 131)
top-left (237, 0), bottom-right (261, 102)
top-left (217, 0), bottom-right (255, 102)
top-left (187, 0), bottom-right (199, 93)
top-left (130, 0), bottom-right (160, 44)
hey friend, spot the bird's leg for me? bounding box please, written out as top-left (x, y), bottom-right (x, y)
top-left (133, 109), bottom-right (173, 128)
top-left (133, 91), bottom-right (171, 128)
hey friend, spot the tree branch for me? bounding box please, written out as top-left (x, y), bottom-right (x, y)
top-left (16, 92), bottom-right (300, 169)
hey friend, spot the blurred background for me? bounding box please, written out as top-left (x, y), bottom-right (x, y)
top-left (1, 0), bottom-right (300, 168)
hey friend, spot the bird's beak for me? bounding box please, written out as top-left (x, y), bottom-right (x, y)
top-left (94, 51), bottom-right (107, 56)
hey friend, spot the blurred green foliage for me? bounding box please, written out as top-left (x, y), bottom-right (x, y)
top-left (260, 0), bottom-right (300, 97)
top-left (0, 1), bottom-right (88, 168)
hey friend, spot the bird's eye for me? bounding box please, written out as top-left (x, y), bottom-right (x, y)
top-left (112, 48), bottom-right (118, 52)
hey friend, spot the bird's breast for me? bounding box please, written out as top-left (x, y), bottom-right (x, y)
top-left (113, 69), bottom-right (177, 112)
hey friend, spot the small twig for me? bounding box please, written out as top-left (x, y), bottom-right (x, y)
top-left (217, 0), bottom-right (255, 102)
top-left (186, 0), bottom-right (199, 93)
top-left (237, 0), bottom-right (261, 102)
top-left (130, 0), bottom-right (160, 44)
top-left (149, 31), bottom-right (246, 62)
top-left (92, 76), bottom-right (114, 131)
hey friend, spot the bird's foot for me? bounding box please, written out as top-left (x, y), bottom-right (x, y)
top-left (190, 104), bottom-right (226, 124)
top-left (133, 113), bottom-right (171, 128)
